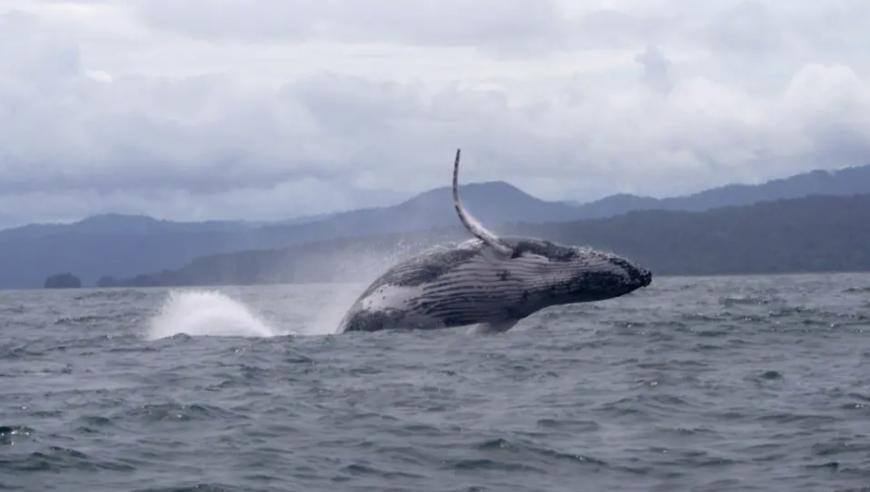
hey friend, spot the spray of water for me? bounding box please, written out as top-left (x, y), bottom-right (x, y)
top-left (143, 238), bottom-right (440, 340)
top-left (304, 284), bottom-right (364, 335)
top-left (147, 290), bottom-right (280, 340)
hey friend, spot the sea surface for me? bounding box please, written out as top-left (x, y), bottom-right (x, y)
top-left (2, 274), bottom-right (870, 491)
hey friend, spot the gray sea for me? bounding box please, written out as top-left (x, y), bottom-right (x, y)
top-left (2, 273), bottom-right (870, 491)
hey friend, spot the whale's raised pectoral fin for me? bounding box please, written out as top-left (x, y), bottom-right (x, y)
top-left (472, 319), bottom-right (518, 334)
top-left (452, 149), bottom-right (513, 257)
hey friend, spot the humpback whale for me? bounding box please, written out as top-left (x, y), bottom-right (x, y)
top-left (338, 149), bottom-right (652, 333)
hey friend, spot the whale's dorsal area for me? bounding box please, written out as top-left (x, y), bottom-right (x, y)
top-left (338, 238), bottom-right (536, 332)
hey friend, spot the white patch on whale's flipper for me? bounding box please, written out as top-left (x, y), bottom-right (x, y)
top-left (452, 149), bottom-right (513, 257)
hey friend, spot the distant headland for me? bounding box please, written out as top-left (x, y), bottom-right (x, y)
top-left (44, 273), bottom-right (82, 289)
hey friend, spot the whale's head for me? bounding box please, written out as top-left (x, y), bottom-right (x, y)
top-left (503, 237), bottom-right (652, 305)
top-left (451, 148), bottom-right (653, 310)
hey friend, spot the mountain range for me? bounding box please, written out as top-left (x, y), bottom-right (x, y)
top-left (105, 192), bottom-right (870, 287)
top-left (1, 163), bottom-right (869, 289)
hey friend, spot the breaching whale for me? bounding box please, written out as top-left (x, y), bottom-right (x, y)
top-left (338, 149), bottom-right (652, 333)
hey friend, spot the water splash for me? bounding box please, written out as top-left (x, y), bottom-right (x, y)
top-left (304, 285), bottom-right (363, 336)
top-left (147, 290), bottom-right (280, 340)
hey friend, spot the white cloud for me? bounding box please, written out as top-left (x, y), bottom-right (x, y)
top-left (136, 0), bottom-right (566, 52)
top-left (635, 45), bottom-right (672, 94)
top-left (1, 1), bottom-right (870, 228)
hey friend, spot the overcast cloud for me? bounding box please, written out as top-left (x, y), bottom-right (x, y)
top-left (1, 0), bottom-right (870, 227)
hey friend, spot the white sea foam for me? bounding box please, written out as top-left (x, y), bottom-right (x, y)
top-left (147, 290), bottom-right (280, 339)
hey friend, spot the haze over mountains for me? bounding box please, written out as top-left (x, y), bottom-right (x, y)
top-left (579, 165), bottom-right (870, 215)
top-left (2, 164), bottom-right (870, 289)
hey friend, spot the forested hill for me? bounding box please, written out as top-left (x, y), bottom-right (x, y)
top-left (105, 193), bottom-right (870, 287)
top-left (526, 194), bottom-right (870, 275)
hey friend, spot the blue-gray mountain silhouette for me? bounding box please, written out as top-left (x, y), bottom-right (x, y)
top-left (577, 165), bottom-right (870, 216)
top-left (108, 193), bottom-right (870, 287)
top-left (0, 164), bottom-right (868, 288)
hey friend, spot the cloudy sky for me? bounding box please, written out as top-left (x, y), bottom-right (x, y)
top-left (1, 0), bottom-right (869, 227)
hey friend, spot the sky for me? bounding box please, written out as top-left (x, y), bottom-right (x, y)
top-left (1, 0), bottom-right (869, 227)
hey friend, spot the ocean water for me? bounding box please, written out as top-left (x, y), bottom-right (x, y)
top-left (2, 274), bottom-right (870, 491)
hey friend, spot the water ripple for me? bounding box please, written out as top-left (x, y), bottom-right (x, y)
top-left (1, 276), bottom-right (869, 490)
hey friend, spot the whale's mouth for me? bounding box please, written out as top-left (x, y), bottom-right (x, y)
top-left (608, 257), bottom-right (652, 289)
